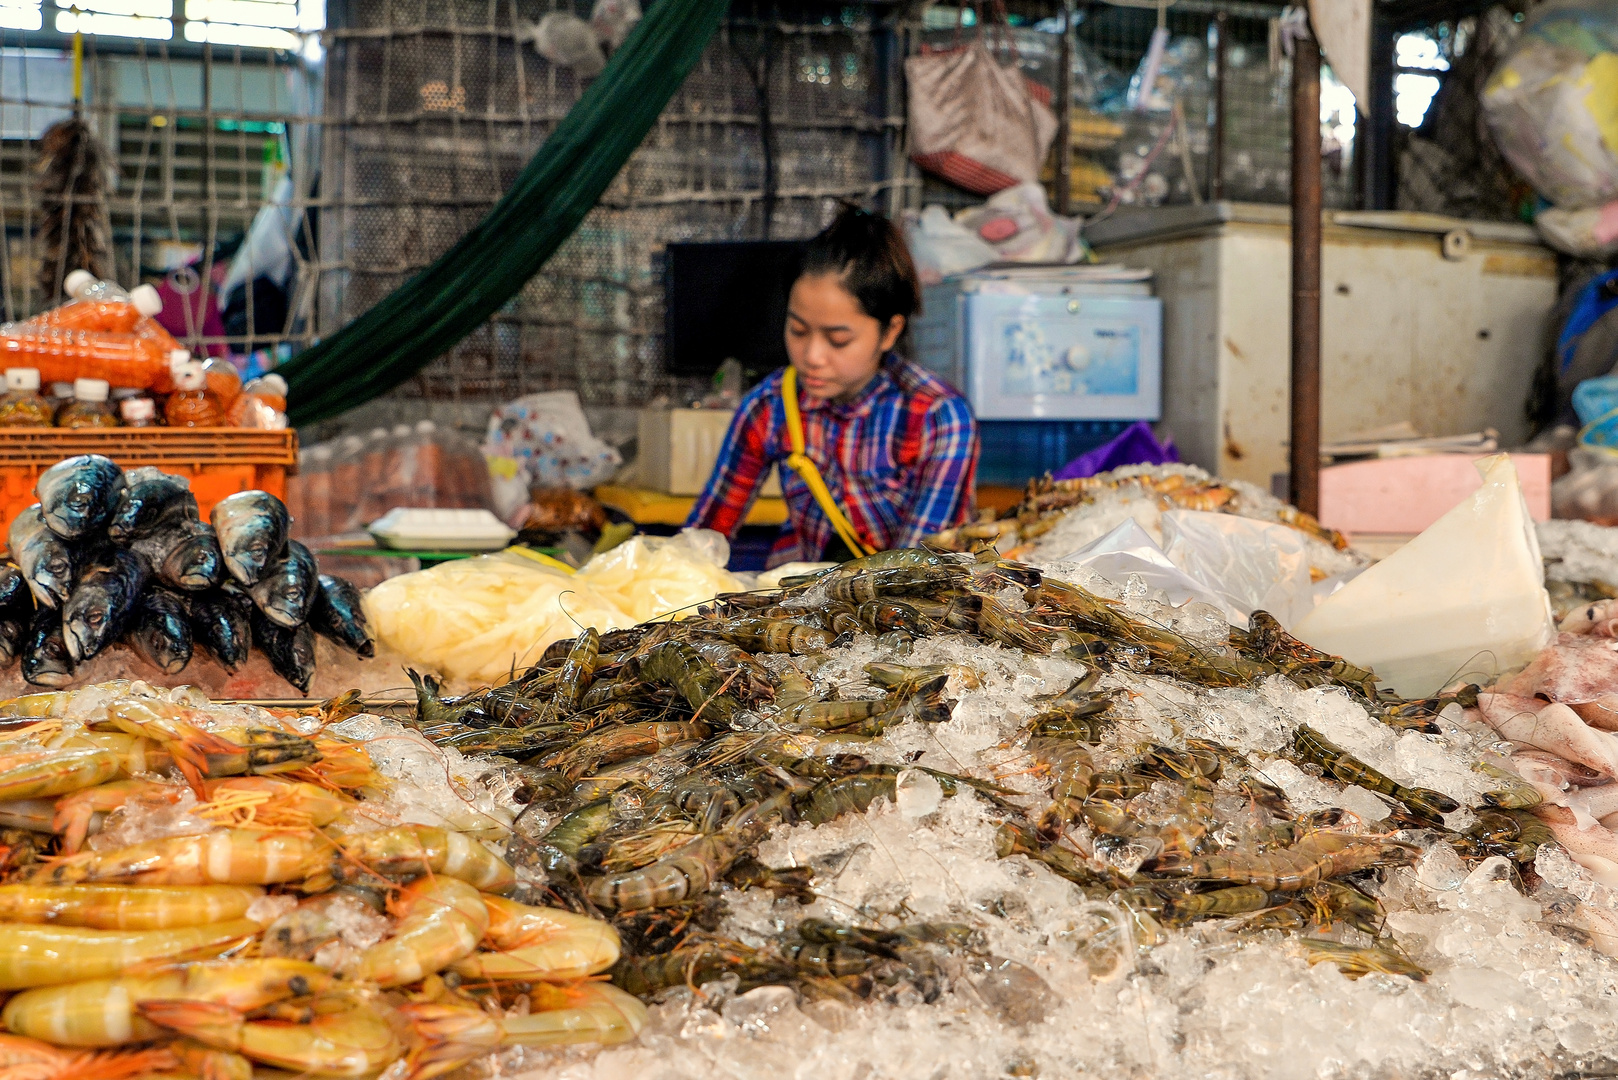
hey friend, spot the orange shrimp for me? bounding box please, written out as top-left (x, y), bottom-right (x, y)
top-left (0, 1034), bottom-right (175, 1080)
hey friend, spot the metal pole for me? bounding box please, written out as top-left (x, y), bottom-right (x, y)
top-left (1209, 11), bottom-right (1226, 202)
top-left (1054, 1), bottom-right (1074, 215)
top-left (1289, 30), bottom-right (1321, 516)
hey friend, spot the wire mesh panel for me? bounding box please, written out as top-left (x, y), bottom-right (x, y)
top-left (0, 31), bottom-right (319, 347)
top-left (319, 0), bottom-right (911, 418)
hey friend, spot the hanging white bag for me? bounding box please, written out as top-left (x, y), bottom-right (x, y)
top-left (905, 38), bottom-right (1058, 196)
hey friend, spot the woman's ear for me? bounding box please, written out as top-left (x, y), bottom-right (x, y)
top-left (878, 314), bottom-right (906, 353)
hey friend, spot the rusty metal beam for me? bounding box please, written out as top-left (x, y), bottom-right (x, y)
top-left (1290, 30), bottom-right (1322, 516)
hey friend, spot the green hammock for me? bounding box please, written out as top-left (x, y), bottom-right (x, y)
top-left (281, 0), bottom-right (729, 424)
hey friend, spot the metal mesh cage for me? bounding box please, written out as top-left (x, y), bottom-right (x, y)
top-left (318, 0), bottom-right (911, 417)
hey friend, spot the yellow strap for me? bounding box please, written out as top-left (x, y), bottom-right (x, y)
top-left (781, 366), bottom-right (876, 557)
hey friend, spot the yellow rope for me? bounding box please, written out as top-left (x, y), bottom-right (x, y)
top-left (781, 366), bottom-right (875, 558)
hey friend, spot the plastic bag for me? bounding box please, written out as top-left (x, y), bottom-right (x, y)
top-left (1536, 201), bottom-right (1618, 258)
top-left (1552, 446), bottom-right (1618, 523)
top-left (906, 42), bottom-right (1059, 195)
top-left (1061, 518), bottom-right (1242, 621)
top-left (483, 390), bottom-right (622, 492)
top-left (904, 205), bottom-right (997, 285)
top-left (528, 13), bottom-right (606, 77)
top-left (1293, 455), bottom-right (1556, 698)
top-left (576, 528), bottom-right (744, 623)
top-left (363, 551), bottom-right (634, 685)
top-left (590, 0), bottom-right (640, 50)
top-left (1482, 1), bottom-right (1618, 209)
top-left (363, 529), bottom-right (743, 684)
top-left (953, 183), bottom-right (1078, 263)
top-left (1159, 510), bottom-right (1315, 630)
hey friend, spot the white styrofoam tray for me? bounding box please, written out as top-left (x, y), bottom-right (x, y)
top-left (367, 507), bottom-right (516, 551)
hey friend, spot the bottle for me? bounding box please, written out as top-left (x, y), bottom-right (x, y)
top-left (301, 442), bottom-right (333, 538)
top-left (201, 356), bottom-right (242, 411)
top-left (414, 419), bottom-right (443, 505)
top-left (56, 378), bottom-right (120, 428)
top-left (0, 325), bottom-right (181, 390)
top-left (164, 362), bottom-right (223, 427)
top-left (0, 368), bottom-right (53, 426)
top-left (329, 434), bottom-right (367, 532)
top-left (27, 273), bottom-right (162, 334)
top-left (227, 373), bottom-right (288, 429)
top-left (119, 396), bottom-right (161, 427)
top-left (356, 427), bottom-right (393, 525)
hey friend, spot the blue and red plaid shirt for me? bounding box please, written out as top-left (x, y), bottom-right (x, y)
top-left (687, 356), bottom-right (979, 566)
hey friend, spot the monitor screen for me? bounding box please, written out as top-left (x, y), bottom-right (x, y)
top-left (664, 240), bottom-right (807, 379)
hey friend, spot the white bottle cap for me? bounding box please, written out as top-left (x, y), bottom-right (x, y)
top-left (5, 368), bottom-right (39, 391)
top-left (73, 378), bottom-right (110, 403)
top-left (415, 419), bottom-right (437, 435)
top-left (256, 373), bottom-right (288, 396)
top-left (63, 269), bottom-right (96, 299)
top-left (129, 283), bottom-right (163, 317)
top-left (175, 363), bottom-right (206, 392)
top-left (169, 349), bottom-right (192, 370)
top-left (392, 423), bottom-right (412, 438)
top-left (120, 397), bottom-right (156, 422)
top-left (369, 427), bottom-right (389, 440)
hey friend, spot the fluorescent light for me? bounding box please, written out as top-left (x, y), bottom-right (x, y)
top-left (182, 19), bottom-right (299, 48)
top-left (296, 0), bottom-right (320, 31)
top-left (55, 9), bottom-right (172, 36)
top-left (185, 0), bottom-right (296, 27)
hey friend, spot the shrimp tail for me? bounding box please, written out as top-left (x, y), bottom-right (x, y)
top-left (0, 1035), bottom-right (177, 1080)
top-left (134, 1000), bottom-right (244, 1051)
top-left (397, 1003), bottom-right (502, 1080)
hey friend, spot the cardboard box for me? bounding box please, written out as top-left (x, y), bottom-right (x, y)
top-left (637, 407), bottom-right (781, 497)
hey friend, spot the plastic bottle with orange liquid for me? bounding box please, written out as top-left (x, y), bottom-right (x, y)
top-left (26, 271), bottom-right (165, 334)
top-left (164, 362), bottom-right (223, 427)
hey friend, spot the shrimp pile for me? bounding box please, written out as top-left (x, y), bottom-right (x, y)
top-left (0, 682), bottom-right (634, 1079)
top-left (924, 464), bottom-right (1351, 563)
top-left (406, 545), bottom-right (1571, 1030)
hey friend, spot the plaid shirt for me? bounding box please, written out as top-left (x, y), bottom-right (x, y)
top-left (687, 356), bottom-right (979, 566)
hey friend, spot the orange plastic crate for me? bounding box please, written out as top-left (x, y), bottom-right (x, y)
top-left (0, 428), bottom-right (298, 543)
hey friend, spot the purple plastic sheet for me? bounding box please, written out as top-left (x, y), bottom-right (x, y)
top-left (1053, 422), bottom-right (1178, 481)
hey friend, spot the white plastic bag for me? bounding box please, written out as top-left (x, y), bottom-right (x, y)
top-left (1536, 201), bottom-right (1618, 259)
top-left (528, 14), bottom-right (606, 77)
top-left (954, 183), bottom-right (1079, 263)
top-left (1481, 2), bottom-right (1618, 209)
top-left (904, 205), bottom-right (997, 285)
top-left (1293, 455), bottom-right (1556, 698)
top-left (1061, 518), bottom-right (1245, 623)
top-left (482, 390), bottom-right (622, 492)
top-left (1159, 510), bottom-right (1315, 629)
top-left (590, 0), bottom-right (640, 50)
top-left (905, 42), bottom-right (1059, 195)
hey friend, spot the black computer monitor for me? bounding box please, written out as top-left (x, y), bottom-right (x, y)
top-left (663, 240), bottom-right (808, 379)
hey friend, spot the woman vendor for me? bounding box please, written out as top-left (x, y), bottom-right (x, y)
top-left (687, 206), bottom-right (980, 565)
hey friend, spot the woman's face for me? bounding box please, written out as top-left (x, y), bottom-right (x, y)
top-left (785, 272), bottom-right (904, 402)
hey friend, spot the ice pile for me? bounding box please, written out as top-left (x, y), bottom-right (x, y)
top-left (494, 632), bottom-right (1618, 1080)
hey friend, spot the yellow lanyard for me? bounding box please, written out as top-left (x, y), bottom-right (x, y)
top-left (781, 366), bottom-right (876, 558)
